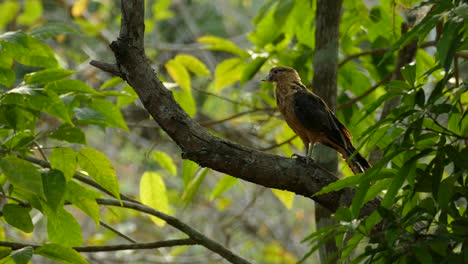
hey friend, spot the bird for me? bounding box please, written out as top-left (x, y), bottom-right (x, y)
top-left (263, 66), bottom-right (370, 174)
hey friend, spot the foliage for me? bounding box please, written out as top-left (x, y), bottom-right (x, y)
top-left (0, 0), bottom-right (466, 263)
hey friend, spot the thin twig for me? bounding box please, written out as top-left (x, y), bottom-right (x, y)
top-left (338, 41), bottom-right (437, 68)
top-left (337, 73), bottom-right (393, 111)
top-left (0, 239), bottom-right (196, 251)
top-left (90, 60), bottom-right (122, 77)
top-left (99, 221), bottom-right (137, 243)
top-left (200, 108), bottom-right (275, 127)
top-left (260, 135), bottom-right (297, 151)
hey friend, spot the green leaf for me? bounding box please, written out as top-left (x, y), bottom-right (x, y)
top-left (182, 159), bottom-right (198, 187)
top-left (401, 63), bottom-right (416, 87)
top-left (165, 59), bottom-right (191, 92)
top-left (437, 21), bottom-right (462, 72)
top-left (42, 90), bottom-right (73, 124)
top-left (173, 90), bottom-right (196, 117)
top-left (240, 56), bottom-right (268, 84)
top-left (210, 175), bottom-right (238, 200)
top-left (89, 99), bottom-right (128, 131)
top-left (49, 124), bottom-right (86, 145)
top-left (0, 67), bottom-right (15, 87)
top-left (10, 247), bottom-right (33, 264)
top-left (0, 1), bottom-right (20, 29)
top-left (29, 22), bottom-right (78, 40)
top-left (17, 0), bottom-right (42, 26)
top-left (24, 68), bottom-right (75, 85)
top-left (274, 0), bottom-right (295, 27)
top-left (139, 172), bottom-right (172, 227)
top-left (49, 147), bottom-right (77, 182)
top-left (0, 155), bottom-right (45, 198)
top-left (3, 204), bottom-right (34, 233)
top-left (381, 162), bottom-right (415, 208)
top-left (42, 170), bottom-right (67, 212)
top-left (271, 189), bottom-right (294, 209)
top-left (198, 35), bottom-right (247, 57)
top-left (35, 244), bottom-right (88, 264)
top-left (99, 77), bottom-right (124, 90)
top-left (116, 85), bottom-right (138, 107)
top-left (152, 151), bottom-right (177, 176)
top-left (45, 207), bottom-right (83, 247)
top-left (214, 58), bottom-right (244, 91)
top-left (181, 168), bottom-right (209, 205)
top-left (314, 174), bottom-right (362, 196)
top-left (77, 148), bottom-right (120, 200)
top-left (65, 181), bottom-right (100, 225)
top-left (46, 79), bottom-right (97, 94)
top-left (0, 32), bottom-right (58, 68)
top-left (437, 176), bottom-right (456, 210)
top-left (0, 247), bottom-right (12, 259)
top-left (175, 54), bottom-right (210, 77)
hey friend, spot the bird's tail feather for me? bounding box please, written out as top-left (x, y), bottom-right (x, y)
top-left (344, 147), bottom-right (371, 174)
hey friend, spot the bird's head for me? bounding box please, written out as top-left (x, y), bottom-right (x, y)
top-left (263, 66), bottom-right (301, 83)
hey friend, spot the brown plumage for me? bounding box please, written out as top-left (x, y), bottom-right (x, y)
top-left (264, 66), bottom-right (370, 174)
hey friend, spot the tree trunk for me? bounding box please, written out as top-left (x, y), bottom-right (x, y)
top-left (312, 0), bottom-right (343, 263)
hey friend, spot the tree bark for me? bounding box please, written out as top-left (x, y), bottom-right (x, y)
top-left (312, 0), bottom-right (344, 263)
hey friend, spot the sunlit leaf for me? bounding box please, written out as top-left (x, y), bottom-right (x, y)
top-left (153, 151), bottom-right (177, 176)
top-left (165, 59), bottom-right (191, 92)
top-left (0, 1), bottom-right (20, 29)
top-left (77, 148), bottom-right (120, 200)
top-left (139, 171), bottom-right (172, 227)
top-left (24, 68), bottom-right (75, 84)
top-left (198, 35), bottom-right (247, 57)
top-left (89, 99), bottom-right (128, 131)
top-left (271, 189), bottom-right (294, 209)
top-left (17, 0), bottom-right (42, 26)
top-left (45, 206), bottom-right (83, 247)
top-left (71, 0), bottom-right (88, 17)
top-left (210, 175), bottom-right (238, 200)
top-left (175, 54), bottom-right (210, 77)
top-left (35, 244), bottom-right (88, 264)
top-left (65, 181), bottom-right (101, 225)
top-left (173, 90), bottom-right (196, 117)
top-left (214, 58), bottom-right (244, 91)
top-left (0, 155), bottom-right (45, 198)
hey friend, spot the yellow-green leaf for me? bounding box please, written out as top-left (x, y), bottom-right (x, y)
top-left (77, 148), bottom-right (120, 200)
top-left (175, 54), bottom-right (210, 77)
top-left (153, 151), bottom-right (177, 176)
top-left (173, 90), bottom-right (196, 117)
top-left (271, 189), bottom-right (294, 209)
top-left (50, 147), bottom-right (77, 182)
top-left (35, 244), bottom-right (88, 264)
top-left (139, 172), bottom-right (172, 227)
top-left (198, 35), bottom-right (247, 58)
top-left (165, 59), bottom-right (191, 92)
top-left (210, 175), bottom-right (238, 200)
top-left (214, 58), bottom-right (244, 92)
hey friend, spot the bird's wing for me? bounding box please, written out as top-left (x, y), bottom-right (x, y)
top-left (293, 90), bottom-right (351, 149)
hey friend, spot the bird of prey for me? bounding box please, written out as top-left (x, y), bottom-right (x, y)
top-left (264, 66), bottom-right (370, 174)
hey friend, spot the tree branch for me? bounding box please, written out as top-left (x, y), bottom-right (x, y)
top-left (96, 198), bottom-right (251, 264)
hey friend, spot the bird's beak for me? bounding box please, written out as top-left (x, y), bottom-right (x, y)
top-left (262, 73), bottom-right (272, 82)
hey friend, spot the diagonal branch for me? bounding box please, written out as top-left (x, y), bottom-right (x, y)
top-left (96, 198), bottom-right (250, 264)
top-left (93, 0), bottom-right (380, 219)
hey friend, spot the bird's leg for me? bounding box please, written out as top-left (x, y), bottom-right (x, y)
top-left (306, 143), bottom-right (314, 164)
